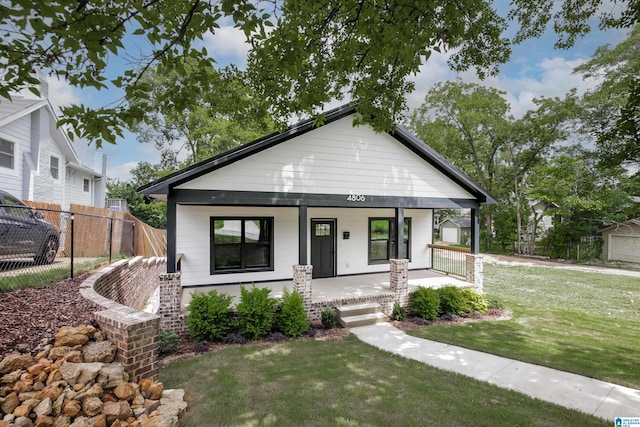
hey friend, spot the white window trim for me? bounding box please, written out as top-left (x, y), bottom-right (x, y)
top-left (50, 155), bottom-right (60, 180)
top-left (0, 133), bottom-right (20, 177)
top-left (83, 178), bottom-right (90, 193)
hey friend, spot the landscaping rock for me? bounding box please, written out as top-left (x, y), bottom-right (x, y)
top-left (0, 326), bottom-right (186, 427)
top-left (0, 355), bottom-right (33, 375)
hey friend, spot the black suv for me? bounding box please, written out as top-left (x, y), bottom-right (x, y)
top-left (0, 190), bottom-right (60, 265)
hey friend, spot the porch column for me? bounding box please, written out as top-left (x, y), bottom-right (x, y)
top-left (158, 272), bottom-right (187, 333)
top-left (293, 265), bottom-right (313, 318)
top-left (470, 207), bottom-right (480, 254)
top-left (390, 259), bottom-right (409, 308)
top-left (394, 207), bottom-right (405, 259)
top-left (166, 196), bottom-right (177, 273)
top-left (465, 253), bottom-right (484, 293)
top-left (298, 205), bottom-right (308, 265)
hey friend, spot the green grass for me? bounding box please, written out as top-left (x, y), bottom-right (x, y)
top-left (0, 259), bottom-right (108, 292)
top-left (408, 263), bottom-right (640, 389)
top-left (161, 335), bottom-right (607, 427)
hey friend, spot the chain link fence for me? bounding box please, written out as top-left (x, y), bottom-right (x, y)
top-left (1, 203), bottom-right (135, 292)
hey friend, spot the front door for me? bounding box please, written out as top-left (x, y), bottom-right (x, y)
top-left (311, 219), bottom-right (336, 278)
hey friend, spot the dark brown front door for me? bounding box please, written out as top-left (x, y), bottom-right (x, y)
top-left (311, 219), bottom-right (336, 278)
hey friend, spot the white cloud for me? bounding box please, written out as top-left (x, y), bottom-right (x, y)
top-left (106, 161), bottom-right (139, 182)
top-left (45, 76), bottom-right (82, 115)
top-left (203, 25), bottom-right (251, 67)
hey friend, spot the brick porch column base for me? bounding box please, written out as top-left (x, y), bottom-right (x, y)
top-left (293, 265), bottom-right (313, 318)
top-left (465, 253), bottom-right (484, 293)
top-left (390, 259), bottom-right (409, 313)
top-left (158, 272), bottom-right (188, 334)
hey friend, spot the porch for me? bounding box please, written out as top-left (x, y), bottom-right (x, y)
top-left (180, 266), bottom-right (475, 317)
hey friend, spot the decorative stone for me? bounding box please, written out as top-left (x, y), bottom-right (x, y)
top-left (33, 397), bottom-right (52, 417)
top-left (160, 390), bottom-right (184, 402)
top-left (147, 383), bottom-right (163, 400)
top-left (114, 382), bottom-right (138, 402)
top-left (81, 396), bottom-right (103, 416)
top-left (1, 370), bottom-right (23, 384)
top-left (81, 342), bottom-right (116, 364)
top-left (140, 414), bottom-right (179, 427)
top-left (59, 362), bottom-right (103, 386)
top-left (0, 355), bottom-right (34, 375)
top-left (54, 326), bottom-right (95, 348)
top-left (48, 347), bottom-right (71, 361)
top-left (68, 416), bottom-right (91, 427)
top-left (63, 400), bottom-right (81, 417)
top-left (34, 415), bottom-right (53, 427)
top-left (96, 364), bottom-right (128, 389)
top-left (12, 416), bottom-right (33, 427)
top-left (64, 351), bottom-right (83, 364)
top-left (0, 392), bottom-right (20, 414)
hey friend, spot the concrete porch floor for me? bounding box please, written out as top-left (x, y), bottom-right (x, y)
top-left (180, 269), bottom-right (470, 310)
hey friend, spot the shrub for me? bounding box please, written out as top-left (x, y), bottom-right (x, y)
top-left (487, 298), bottom-right (505, 310)
top-left (459, 289), bottom-right (488, 313)
top-left (236, 285), bottom-right (277, 340)
top-left (158, 329), bottom-right (180, 354)
top-left (321, 308), bottom-right (338, 329)
top-left (409, 287), bottom-right (440, 320)
top-left (278, 289), bottom-right (310, 337)
top-left (437, 286), bottom-right (468, 316)
top-left (391, 301), bottom-right (406, 321)
top-left (186, 291), bottom-right (233, 342)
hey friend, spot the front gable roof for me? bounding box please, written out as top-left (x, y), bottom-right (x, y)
top-left (599, 218), bottom-right (640, 233)
top-left (138, 104), bottom-right (496, 204)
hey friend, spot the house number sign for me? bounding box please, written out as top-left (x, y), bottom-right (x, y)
top-left (347, 194), bottom-right (366, 202)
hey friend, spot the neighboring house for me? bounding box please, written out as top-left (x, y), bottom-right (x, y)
top-left (138, 104), bottom-right (495, 286)
top-left (599, 219), bottom-right (640, 263)
top-left (0, 85), bottom-right (106, 209)
top-left (529, 200), bottom-right (558, 234)
top-left (439, 217), bottom-right (471, 245)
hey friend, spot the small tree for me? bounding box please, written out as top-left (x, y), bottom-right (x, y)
top-left (278, 289), bottom-right (309, 337)
top-left (236, 285), bottom-right (277, 340)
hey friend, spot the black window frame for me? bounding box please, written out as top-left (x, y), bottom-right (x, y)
top-left (0, 139), bottom-right (14, 170)
top-left (368, 217), bottom-right (411, 264)
top-left (210, 216), bottom-right (274, 274)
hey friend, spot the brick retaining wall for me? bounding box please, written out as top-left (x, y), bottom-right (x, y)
top-left (80, 257), bottom-right (167, 381)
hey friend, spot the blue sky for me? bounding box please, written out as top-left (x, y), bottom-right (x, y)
top-left (43, 12), bottom-right (629, 181)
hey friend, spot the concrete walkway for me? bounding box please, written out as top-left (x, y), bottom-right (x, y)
top-left (351, 322), bottom-right (640, 421)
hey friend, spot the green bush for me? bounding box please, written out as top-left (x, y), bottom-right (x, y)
top-left (487, 298), bottom-right (505, 310)
top-left (460, 289), bottom-right (488, 313)
top-left (409, 287), bottom-right (440, 320)
top-left (391, 301), bottom-right (406, 321)
top-left (237, 285), bottom-right (277, 340)
top-left (158, 329), bottom-right (180, 354)
top-left (321, 308), bottom-right (338, 329)
top-left (185, 290), bottom-right (233, 342)
top-left (278, 289), bottom-right (309, 337)
top-left (437, 286), bottom-right (468, 316)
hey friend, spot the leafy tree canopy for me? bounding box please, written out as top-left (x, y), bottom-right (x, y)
top-left (1, 0), bottom-right (636, 147)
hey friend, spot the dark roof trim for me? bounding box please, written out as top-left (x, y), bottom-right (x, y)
top-left (138, 103), bottom-right (496, 205)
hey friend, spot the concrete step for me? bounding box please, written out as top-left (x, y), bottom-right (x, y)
top-left (334, 302), bottom-right (383, 318)
top-left (339, 312), bottom-right (388, 328)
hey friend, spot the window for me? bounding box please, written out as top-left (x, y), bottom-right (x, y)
top-left (0, 139), bottom-right (14, 169)
top-left (50, 156), bottom-right (59, 179)
top-left (211, 217), bottom-right (273, 273)
top-left (368, 218), bottom-right (411, 264)
top-left (83, 179), bottom-right (90, 192)
top-left (2, 194), bottom-right (32, 219)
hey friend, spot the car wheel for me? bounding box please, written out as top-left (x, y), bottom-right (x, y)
top-left (35, 237), bottom-right (58, 265)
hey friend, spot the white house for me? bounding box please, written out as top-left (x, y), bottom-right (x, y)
top-left (139, 104), bottom-right (495, 291)
top-left (0, 87), bottom-right (106, 209)
top-left (600, 219), bottom-right (640, 264)
top-left (439, 217), bottom-right (471, 245)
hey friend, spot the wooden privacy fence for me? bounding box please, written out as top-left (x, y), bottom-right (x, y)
top-left (24, 201), bottom-right (166, 258)
top-left (68, 204), bottom-right (166, 258)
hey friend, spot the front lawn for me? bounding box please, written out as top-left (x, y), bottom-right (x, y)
top-left (408, 263), bottom-right (640, 389)
top-left (160, 335), bottom-right (607, 426)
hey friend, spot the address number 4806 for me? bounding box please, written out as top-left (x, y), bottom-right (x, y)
top-left (347, 194), bottom-right (365, 202)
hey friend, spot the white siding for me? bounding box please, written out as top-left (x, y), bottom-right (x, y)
top-left (178, 205), bottom-right (433, 287)
top-left (33, 138), bottom-right (65, 206)
top-left (65, 169), bottom-right (93, 206)
top-left (308, 208), bottom-right (432, 275)
top-left (176, 206), bottom-right (299, 287)
top-left (176, 116), bottom-right (473, 200)
top-left (0, 117), bottom-right (30, 196)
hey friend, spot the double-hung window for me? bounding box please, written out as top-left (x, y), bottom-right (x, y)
top-left (211, 217), bottom-right (274, 273)
top-left (368, 218), bottom-right (411, 264)
top-left (0, 139), bottom-right (14, 169)
top-left (50, 156), bottom-right (59, 179)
